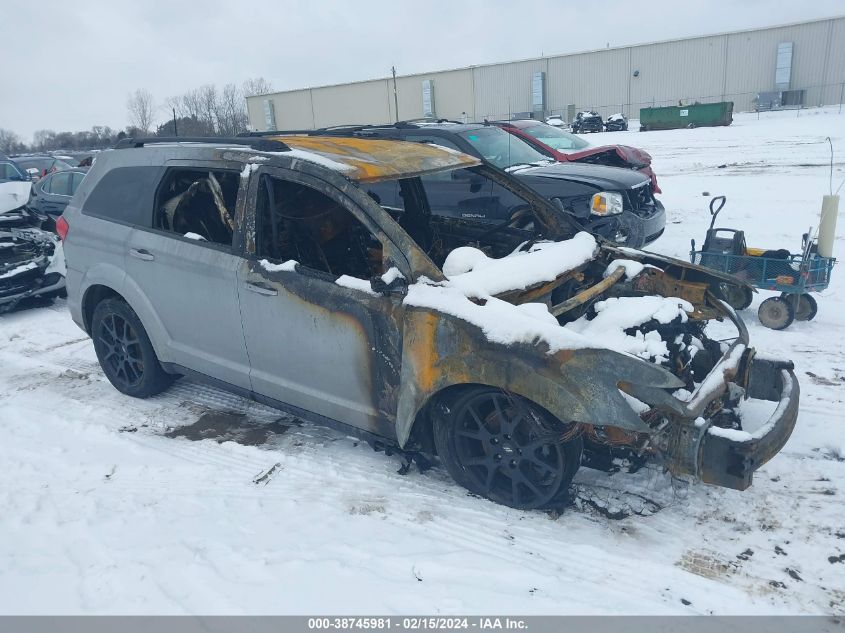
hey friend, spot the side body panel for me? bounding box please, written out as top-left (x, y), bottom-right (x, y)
top-left (123, 229), bottom-right (251, 389)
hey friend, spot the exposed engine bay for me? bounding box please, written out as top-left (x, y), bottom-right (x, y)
top-left (0, 203), bottom-right (65, 314)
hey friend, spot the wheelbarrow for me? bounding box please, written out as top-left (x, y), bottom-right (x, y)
top-left (690, 196), bottom-right (836, 330)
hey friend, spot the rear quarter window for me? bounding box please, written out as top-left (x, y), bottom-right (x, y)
top-left (82, 166), bottom-right (164, 226)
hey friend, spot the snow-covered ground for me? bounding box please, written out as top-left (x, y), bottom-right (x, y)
top-left (1, 108), bottom-right (844, 615)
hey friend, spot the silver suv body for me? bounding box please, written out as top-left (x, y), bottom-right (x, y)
top-left (62, 136), bottom-right (798, 510)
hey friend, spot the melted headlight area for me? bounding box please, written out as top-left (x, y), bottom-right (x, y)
top-left (537, 254), bottom-right (748, 475)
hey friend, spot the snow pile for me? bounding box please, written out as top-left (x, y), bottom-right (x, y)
top-left (0, 261), bottom-right (38, 280)
top-left (442, 232), bottom-right (597, 297)
top-left (239, 162), bottom-right (263, 178)
top-left (409, 233), bottom-right (693, 359)
top-left (280, 149), bottom-right (355, 173)
top-left (604, 259), bottom-right (645, 280)
top-left (565, 296), bottom-right (693, 361)
top-left (335, 275), bottom-right (377, 295)
top-left (259, 259), bottom-right (297, 273)
top-left (684, 344), bottom-right (746, 409)
top-left (380, 267), bottom-right (404, 285)
top-left (404, 283), bottom-right (584, 352)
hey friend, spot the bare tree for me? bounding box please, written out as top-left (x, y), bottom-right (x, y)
top-left (218, 83), bottom-right (249, 135)
top-left (196, 84), bottom-right (220, 133)
top-left (165, 80), bottom-right (255, 137)
top-left (0, 128), bottom-right (21, 155)
top-left (242, 77), bottom-right (273, 98)
top-left (32, 130), bottom-right (56, 152)
top-left (127, 89), bottom-right (156, 134)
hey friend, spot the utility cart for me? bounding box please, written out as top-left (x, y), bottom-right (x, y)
top-left (690, 196), bottom-right (836, 330)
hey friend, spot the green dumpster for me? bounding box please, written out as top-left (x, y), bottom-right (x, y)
top-left (639, 101), bottom-right (733, 131)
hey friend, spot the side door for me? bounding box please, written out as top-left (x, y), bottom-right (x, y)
top-left (124, 163), bottom-right (251, 389)
top-left (237, 167), bottom-right (406, 438)
top-left (403, 135), bottom-right (495, 221)
top-left (38, 171), bottom-right (71, 217)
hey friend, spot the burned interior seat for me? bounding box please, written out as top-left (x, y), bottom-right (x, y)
top-left (160, 173), bottom-right (235, 244)
top-left (262, 177), bottom-right (380, 279)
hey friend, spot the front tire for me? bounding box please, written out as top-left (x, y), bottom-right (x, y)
top-left (91, 298), bottom-right (174, 398)
top-left (433, 388), bottom-right (582, 510)
top-left (758, 296), bottom-right (794, 330)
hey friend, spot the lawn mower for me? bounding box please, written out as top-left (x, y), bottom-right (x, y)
top-left (690, 196), bottom-right (836, 330)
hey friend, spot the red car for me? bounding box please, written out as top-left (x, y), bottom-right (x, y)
top-left (494, 120), bottom-right (661, 194)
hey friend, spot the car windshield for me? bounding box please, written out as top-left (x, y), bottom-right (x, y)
top-left (521, 125), bottom-right (591, 152)
top-left (458, 127), bottom-right (551, 170)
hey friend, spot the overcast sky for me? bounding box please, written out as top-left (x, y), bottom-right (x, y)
top-left (2, 0), bottom-right (842, 142)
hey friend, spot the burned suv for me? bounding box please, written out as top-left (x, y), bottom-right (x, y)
top-left (62, 136), bottom-right (798, 510)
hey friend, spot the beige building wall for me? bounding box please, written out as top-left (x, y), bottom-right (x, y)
top-left (722, 18), bottom-right (838, 111)
top-left (246, 16), bottom-right (845, 131)
top-left (310, 79), bottom-right (392, 128)
top-left (822, 18), bottom-right (845, 105)
top-left (389, 68), bottom-right (475, 122)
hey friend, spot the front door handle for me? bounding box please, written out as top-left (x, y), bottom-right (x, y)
top-left (129, 248), bottom-right (155, 261)
top-left (245, 282), bottom-right (278, 296)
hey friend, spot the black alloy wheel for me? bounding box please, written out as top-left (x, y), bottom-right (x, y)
top-left (98, 312), bottom-right (144, 389)
top-left (435, 389), bottom-right (581, 510)
top-left (91, 298), bottom-right (174, 398)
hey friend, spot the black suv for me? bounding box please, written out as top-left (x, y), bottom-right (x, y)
top-left (273, 121), bottom-right (665, 248)
top-left (570, 111), bottom-right (604, 133)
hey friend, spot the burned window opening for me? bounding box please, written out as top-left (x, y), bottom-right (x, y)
top-left (257, 175), bottom-right (384, 280)
top-left (155, 169), bottom-right (239, 245)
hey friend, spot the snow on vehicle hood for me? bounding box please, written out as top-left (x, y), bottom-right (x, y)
top-left (405, 232), bottom-right (693, 361)
top-left (442, 232), bottom-right (598, 298)
top-left (0, 181), bottom-right (32, 214)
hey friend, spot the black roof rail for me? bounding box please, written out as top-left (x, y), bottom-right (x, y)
top-left (239, 124), bottom-right (380, 136)
top-left (395, 118), bottom-right (463, 127)
top-left (114, 136), bottom-right (290, 151)
top-left (238, 129), bottom-right (315, 137)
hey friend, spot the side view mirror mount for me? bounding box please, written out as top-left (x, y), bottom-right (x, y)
top-left (451, 169), bottom-right (483, 184)
top-left (370, 274), bottom-right (408, 297)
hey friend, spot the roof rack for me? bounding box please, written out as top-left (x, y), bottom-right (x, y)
top-left (395, 118), bottom-right (464, 127)
top-left (114, 137), bottom-right (290, 151)
top-left (237, 118), bottom-right (472, 139)
top-left (239, 125), bottom-right (380, 138)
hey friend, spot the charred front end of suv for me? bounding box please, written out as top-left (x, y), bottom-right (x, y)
top-left (397, 243), bottom-right (798, 493)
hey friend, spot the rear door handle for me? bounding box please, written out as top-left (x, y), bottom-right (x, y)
top-left (129, 248), bottom-right (155, 261)
top-left (245, 282), bottom-right (278, 296)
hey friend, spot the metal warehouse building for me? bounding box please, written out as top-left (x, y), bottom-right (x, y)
top-left (247, 15), bottom-right (845, 131)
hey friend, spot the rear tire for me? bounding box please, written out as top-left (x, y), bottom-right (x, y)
top-left (433, 388), bottom-right (582, 510)
top-left (780, 293), bottom-right (817, 321)
top-left (758, 296), bottom-right (794, 330)
top-left (91, 298), bottom-right (174, 398)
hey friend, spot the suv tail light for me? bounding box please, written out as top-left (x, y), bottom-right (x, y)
top-left (56, 216), bottom-right (69, 241)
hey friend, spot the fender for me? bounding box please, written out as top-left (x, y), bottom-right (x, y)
top-left (394, 308), bottom-right (684, 448)
top-left (78, 263), bottom-right (174, 364)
